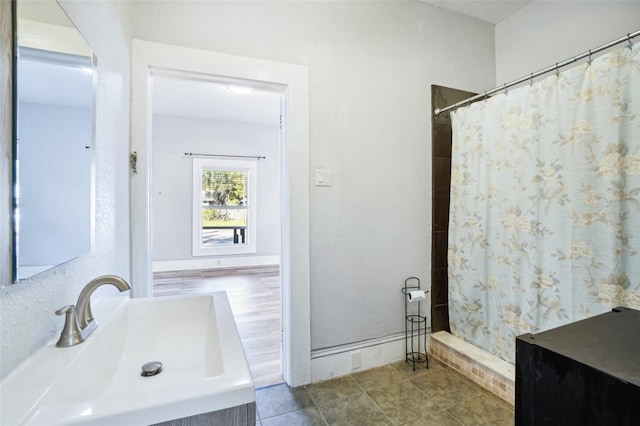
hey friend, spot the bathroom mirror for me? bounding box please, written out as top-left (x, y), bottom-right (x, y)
top-left (12, 0), bottom-right (95, 282)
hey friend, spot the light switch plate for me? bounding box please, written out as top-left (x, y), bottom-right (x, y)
top-left (315, 168), bottom-right (332, 187)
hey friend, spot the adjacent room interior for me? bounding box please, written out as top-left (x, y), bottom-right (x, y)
top-left (150, 75), bottom-right (284, 388)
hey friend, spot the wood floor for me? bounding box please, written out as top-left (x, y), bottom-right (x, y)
top-left (153, 266), bottom-right (283, 389)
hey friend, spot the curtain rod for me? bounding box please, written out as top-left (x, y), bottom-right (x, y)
top-left (434, 30), bottom-right (640, 116)
top-left (184, 152), bottom-right (266, 160)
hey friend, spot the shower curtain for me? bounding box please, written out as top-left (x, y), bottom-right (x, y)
top-left (448, 43), bottom-right (640, 363)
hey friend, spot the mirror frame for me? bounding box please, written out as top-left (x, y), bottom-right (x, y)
top-left (11, 0), bottom-right (96, 283)
top-left (11, 0), bottom-right (18, 283)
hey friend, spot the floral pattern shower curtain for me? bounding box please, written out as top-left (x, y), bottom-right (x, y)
top-left (448, 43), bottom-right (640, 363)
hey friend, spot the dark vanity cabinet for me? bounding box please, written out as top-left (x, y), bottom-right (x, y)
top-left (515, 307), bottom-right (640, 426)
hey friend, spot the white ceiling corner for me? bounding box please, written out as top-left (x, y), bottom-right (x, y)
top-left (419, 0), bottom-right (534, 25)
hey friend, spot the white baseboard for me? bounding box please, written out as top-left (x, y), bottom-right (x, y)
top-left (310, 331), bottom-right (431, 383)
top-left (153, 255), bottom-right (280, 272)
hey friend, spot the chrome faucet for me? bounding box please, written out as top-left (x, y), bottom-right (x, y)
top-left (55, 275), bottom-right (131, 347)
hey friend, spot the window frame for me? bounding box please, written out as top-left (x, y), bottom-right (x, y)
top-left (192, 157), bottom-right (257, 256)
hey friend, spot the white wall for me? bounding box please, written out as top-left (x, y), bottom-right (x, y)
top-left (496, 1), bottom-right (640, 83)
top-left (133, 1), bottom-right (496, 351)
top-left (152, 115), bottom-right (281, 261)
top-left (0, 0), bottom-right (132, 379)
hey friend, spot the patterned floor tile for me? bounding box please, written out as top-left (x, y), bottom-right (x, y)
top-left (306, 376), bottom-right (363, 405)
top-left (447, 394), bottom-right (514, 426)
top-left (352, 365), bottom-right (403, 392)
top-left (367, 380), bottom-right (441, 425)
top-left (256, 383), bottom-right (315, 419)
top-left (257, 361), bottom-right (515, 425)
top-left (261, 406), bottom-right (328, 426)
top-left (410, 368), bottom-right (484, 408)
top-left (318, 393), bottom-right (392, 426)
top-left (402, 411), bottom-right (463, 426)
top-left (388, 357), bottom-right (445, 380)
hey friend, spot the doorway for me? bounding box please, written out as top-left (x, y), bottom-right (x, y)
top-left (130, 40), bottom-right (311, 387)
top-left (150, 74), bottom-right (283, 387)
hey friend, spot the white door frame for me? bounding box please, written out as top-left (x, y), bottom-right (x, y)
top-left (130, 40), bottom-right (311, 387)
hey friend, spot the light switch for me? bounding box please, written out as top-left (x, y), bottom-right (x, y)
top-left (315, 168), bottom-right (332, 187)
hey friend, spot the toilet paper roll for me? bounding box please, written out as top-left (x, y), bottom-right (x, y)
top-left (407, 290), bottom-right (426, 303)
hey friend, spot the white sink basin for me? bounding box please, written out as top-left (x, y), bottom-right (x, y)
top-left (0, 293), bottom-right (255, 425)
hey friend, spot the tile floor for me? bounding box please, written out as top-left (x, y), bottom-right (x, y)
top-left (255, 359), bottom-right (514, 426)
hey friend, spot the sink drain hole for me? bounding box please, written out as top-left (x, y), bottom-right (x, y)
top-left (141, 361), bottom-right (163, 377)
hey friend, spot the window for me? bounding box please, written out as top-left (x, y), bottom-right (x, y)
top-left (192, 158), bottom-right (257, 256)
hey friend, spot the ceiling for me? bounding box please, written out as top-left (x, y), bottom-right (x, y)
top-left (152, 75), bottom-right (281, 126)
top-left (420, 0), bottom-right (534, 24)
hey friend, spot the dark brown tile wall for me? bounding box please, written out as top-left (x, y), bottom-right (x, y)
top-left (430, 85), bottom-right (477, 333)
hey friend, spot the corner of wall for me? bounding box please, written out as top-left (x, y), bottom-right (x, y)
top-left (495, 1), bottom-right (640, 83)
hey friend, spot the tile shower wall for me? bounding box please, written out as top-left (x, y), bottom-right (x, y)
top-left (430, 85), bottom-right (476, 333)
top-left (430, 87), bottom-right (517, 407)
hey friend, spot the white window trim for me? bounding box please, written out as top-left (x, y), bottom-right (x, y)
top-left (192, 157), bottom-right (257, 256)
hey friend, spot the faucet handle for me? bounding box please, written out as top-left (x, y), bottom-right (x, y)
top-left (55, 305), bottom-right (85, 348)
top-left (55, 305), bottom-right (75, 316)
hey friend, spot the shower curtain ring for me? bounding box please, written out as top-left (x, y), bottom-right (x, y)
top-left (484, 91), bottom-right (488, 102)
top-left (555, 63), bottom-right (560, 77)
top-left (530, 73), bottom-right (534, 86)
top-left (503, 84), bottom-right (508, 95)
top-left (588, 50), bottom-right (593, 65)
top-left (628, 33), bottom-right (633, 50)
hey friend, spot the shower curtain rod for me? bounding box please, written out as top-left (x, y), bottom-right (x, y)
top-left (434, 30), bottom-right (640, 116)
top-left (184, 152), bottom-right (266, 160)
